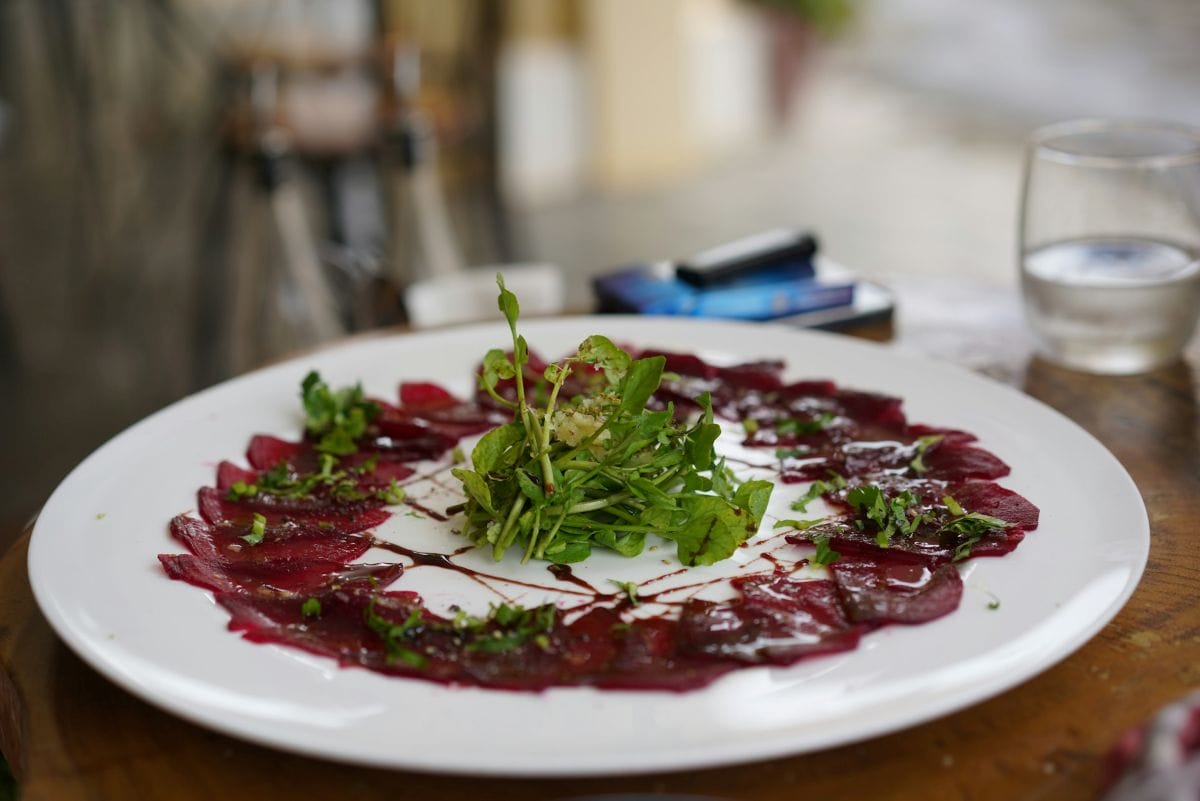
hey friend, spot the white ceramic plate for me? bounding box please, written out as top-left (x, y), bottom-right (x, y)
top-left (29, 317), bottom-right (1148, 776)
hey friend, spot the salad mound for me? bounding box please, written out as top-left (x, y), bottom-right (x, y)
top-left (452, 276), bottom-right (773, 566)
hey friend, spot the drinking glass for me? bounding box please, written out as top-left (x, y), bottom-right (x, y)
top-left (1019, 119), bottom-right (1200, 374)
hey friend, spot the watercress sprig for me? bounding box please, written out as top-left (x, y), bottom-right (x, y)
top-left (451, 275), bottom-right (773, 566)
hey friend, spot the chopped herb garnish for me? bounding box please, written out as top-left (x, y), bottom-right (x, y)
top-left (301, 371), bottom-right (379, 456)
top-left (301, 598), bottom-right (322, 617)
top-left (742, 418), bottom-right (760, 435)
top-left (938, 495), bottom-right (1013, 561)
top-left (227, 480), bottom-right (258, 501)
top-left (376, 479), bottom-right (406, 505)
top-left (364, 600), bottom-right (428, 668)
top-left (241, 512), bottom-right (267, 546)
top-left (774, 518), bottom-right (822, 530)
top-left (846, 485), bottom-right (926, 547)
top-left (609, 580), bottom-right (640, 605)
top-left (451, 446), bottom-right (466, 464)
top-left (909, 434), bottom-right (944, 475)
top-left (811, 534), bottom-right (841, 566)
top-left (230, 451), bottom-right (376, 504)
top-left (776, 412), bottom-right (834, 437)
top-left (452, 276), bottom-right (772, 567)
top-left (463, 603), bottom-right (558, 654)
top-left (790, 473), bottom-right (846, 513)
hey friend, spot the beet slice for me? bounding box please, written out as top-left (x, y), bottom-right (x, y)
top-left (678, 575), bottom-right (864, 664)
top-left (829, 555), bottom-right (963, 624)
top-left (921, 444), bottom-right (1011, 481)
top-left (947, 480), bottom-right (1041, 530)
top-left (398, 382), bottom-right (458, 410)
top-left (197, 487), bottom-right (390, 534)
top-left (907, 424), bottom-right (978, 447)
top-left (219, 587), bottom-right (402, 665)
top-left (215, 461), bottom-right (256, 491)
top-left (160, 553), bottom-right (402, 595)
top-left (169, 514), bottom-right (375, 565)
top-left (716, 360), bottom-right (786, 391)
top-left (246, 435), bottom-right (306, 470)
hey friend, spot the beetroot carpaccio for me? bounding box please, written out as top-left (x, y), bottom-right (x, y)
top-left (159, 349), bottom-right (1040, 692)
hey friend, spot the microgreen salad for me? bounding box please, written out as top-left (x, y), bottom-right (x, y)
top-left (451, 276), bottom-right (773, 566)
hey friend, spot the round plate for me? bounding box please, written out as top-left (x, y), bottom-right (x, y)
top-left (29, 317), bottom-right (1148, 776)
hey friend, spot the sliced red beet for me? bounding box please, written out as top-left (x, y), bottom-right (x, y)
top-left (246, 435), bottom-right (306, 470)
top-left (834, 390), bottom-right (907, 429)
top-left (596, 616), bottom-right (739, 692)
top-left (159, 553), bottom-right (402, 595)
top-left (907, 424), bottom-right (978, 447)
top-left (391, 384), bottom-right (505, 439)
top-left (642, 349), bottom-right (718, 379)
top-left (220, 587), bottom-right (397, 665)
top-left (716, 360), bottom-right (786, 391)
top-left (947, 480), bottom-right (1040, 530)
top-left (921, 444), bottom-right (1011, 481)
top-left (678, 575), bottom-right (864, 664)
top-left (829, 555), bottom-right (963, 624)
top-left (793, 515), bottom-right (1026, 565)
top-left (169, 514), bottom-right (375, 565)
top-left (780, 380), bottom-right (837, 398)
top-left (369, 417), bottom-right (458, 461)
top-left (196, 487), bottom-right (390, 534)
top-left (215, 461), bottom-right (257, 491)
top-left (398, 382), bottom-right (458, 410)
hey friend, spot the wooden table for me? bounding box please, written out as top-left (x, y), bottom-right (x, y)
top-left (4, 282), bottom-right (1198, 801)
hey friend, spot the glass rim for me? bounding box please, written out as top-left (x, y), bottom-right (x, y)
top-left (1028, 118), bottom-right (1200, 168)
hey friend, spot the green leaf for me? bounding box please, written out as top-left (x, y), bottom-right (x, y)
top-left (451, 468), bottom-right (496, 515)
top-left (545, 540), bottom-right (592, 563)
top-left (686, 421), bottom-right (722, 471)
top-left (516, 469), bottom-right (546, 506)
top-left (811, 535), bottom-right (841, 566)
top-left (790, 480), bottom-right (832, 513)
top-left (471, 422), bottom-right (524, 475)
top-left (732, 479), bottom-right (773, 528)
top-left (618, 356), bottom-right (666, 416)
top-left (627, 476), bottom-right (675, 510)
top-left (668, 495), bottom-right (745, 566)
top-left (774, 518), bottom-right (823, 530)
top-left (576, 335), bottom-right (632, 384)
top-left (594, 530), bottom-right (646, 557)
top-left (635, 408), bottom-right (672, 436)
top-left (496, 273), bottom-right (520, 329)
top-left (480, 348), bottom-right (517, 401)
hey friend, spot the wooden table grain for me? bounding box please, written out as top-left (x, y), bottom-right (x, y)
top-left (3, 282), bottom-right (1198, 801)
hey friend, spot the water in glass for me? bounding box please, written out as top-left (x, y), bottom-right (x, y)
top-left (1022, 236), bottom-right (1200, 374)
